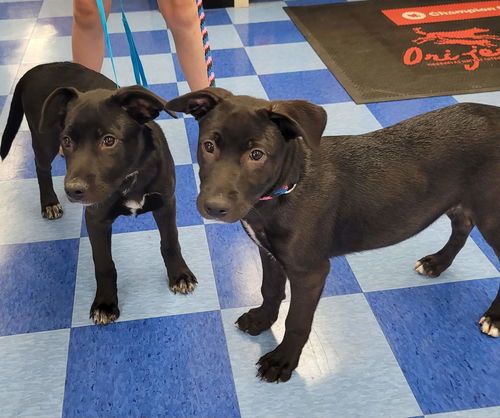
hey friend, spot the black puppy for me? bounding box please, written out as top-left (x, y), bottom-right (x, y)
top-left (167, 87), bottom-right (500, 382)
top-left (1, 62), bottom-right (196, 325)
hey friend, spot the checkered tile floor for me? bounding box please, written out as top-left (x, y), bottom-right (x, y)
top-left (1, 0), bottom-right (500, 417)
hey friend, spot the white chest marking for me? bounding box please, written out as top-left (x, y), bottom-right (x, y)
top-left (125, 195), bottom-right (146, 216)
top-left (241, 220), bottom-right (264, 248)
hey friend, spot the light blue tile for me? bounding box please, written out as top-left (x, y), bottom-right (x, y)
top-left (0, 64), bottom-right (18, 95)
top-left (221, 294), bottom-right (422, 417)
top-left (453, 91), bottom-right (500, 107)
top-left (0, 176), bottom-right (83, 245)
top-left (38, 0), bottom-right (72, 18)
top-left (72, 226), bottom-right (219, 326)
top-left (107, 10), bottom-right (166, 34)
top-left (0, 329), bottom-right (69, 417)
top-left (322, 102), bottom-right (382, 135)
top-left (347, 217), bottom-right (499, 293)
top-left (0, 18), bottom-right (35, 40)
top-left (246, 42), bottom-right (325, 75)
top-left (227, 1), bottom-right (290, 23)
top-left (156, 118), bottom-right (193, 165)
top-left (22, 35), bottom-right (72, 64)
top-left (101, 53), bottom-right (176, 87)
top-left (428, 406), bottom-right (500, 417)
top-left (215, 75), bottom-right (269, 100)
top-left (207, 24), bottom-right (244, 49)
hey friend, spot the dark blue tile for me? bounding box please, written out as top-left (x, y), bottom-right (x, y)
top-left (0, 39), bottom-right (27, 65)
top-left (149, 83), bottom-right (179, 120)
top-left (235, 21), bottom-right (305, 46)
top-left (81, 164), bottom-right (201, 236)
top-left (173, 48), bottom-right (255, 81)
top-left (204, 8), bottom-right (231, 25)
top-left (323, 256), bottom-right (362, 297)
top-left (205, 222), bottom-right (262, 309)
top-left (33, 16), bottom-right (73, 37)
top-left (0, 131), bottom-right (66, 180)
top-left (0, 1), bottom-right (41, 19)
top-left (260, 69), bottom-right (351, 104)
top-left (111, 0), bottom-right (157, 13)
top-left (0, 95), bottom-right (6, 114)
top-left (0, 239), bottom-right (79, 336)
top-left (471, 227), bottom-right (500, 271)
top-left (63, 311), bottom-right (241, 418)
top-left (184, 117), bottom-right (199, 164)
top-left (367, 96), bottom-right (457, 127)
top-left (107, 30), bottom-right (170, 57)
top-left (366, 279), bottom-right (500, 414)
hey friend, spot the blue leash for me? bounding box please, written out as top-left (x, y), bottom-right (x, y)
top-left (96, 0), bottom-right (148, 88)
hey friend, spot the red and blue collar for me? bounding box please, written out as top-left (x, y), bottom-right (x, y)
top-left (260, 184), bottom-right (296, 201)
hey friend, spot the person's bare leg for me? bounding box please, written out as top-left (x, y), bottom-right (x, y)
top-left (72, 0), bottom-right (112, 72)
top-left (158, 0), bottom-right (210, 90)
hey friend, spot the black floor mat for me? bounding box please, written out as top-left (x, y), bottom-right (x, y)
top-left (285, 0), bottom-right (500, 103)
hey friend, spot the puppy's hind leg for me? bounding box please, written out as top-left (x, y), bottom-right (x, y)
top-left (476, 220), bottom-right (500, 338)
top-left (415, 205), bottom-right (473, 277)
top-left (32, 132), bottom-right (63, 219)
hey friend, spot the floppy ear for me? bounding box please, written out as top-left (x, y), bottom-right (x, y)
top-left (111, 85), bottom-right (177, 124)
top-left (268, 100), bottom-right (327, 148)
top-left (165, 87), bottom-right (233, 120)
top-left (39, 87), bottom-right (79, 133)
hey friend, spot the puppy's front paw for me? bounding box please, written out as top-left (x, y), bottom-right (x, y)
top-left (257, 344), bottom-right (300, 383)
top-left (414, 254), bottom-right (451, 277)
top-left (42, 203), bottom-right (63, 220)
top-left (90, 302), bottom-right (120, 325)
top-left (236, 307), bottom-right (277, 336)
top-left (169, 270), bottom-right (197, 294)
top-left (479, 315), bottom-right (500, 338)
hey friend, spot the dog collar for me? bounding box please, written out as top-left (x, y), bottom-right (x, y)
top-left (260, 184), bottom-right (296, 201)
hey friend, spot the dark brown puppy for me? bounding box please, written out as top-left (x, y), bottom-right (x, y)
top-left (167, 87), bottom-right (500, 382)
top-left (1, 62), bottom-right (196, 325)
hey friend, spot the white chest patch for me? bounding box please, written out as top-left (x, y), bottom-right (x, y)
top-left (124, 195), bottom-right (146, 216)
top-left (241, 220), bottom-right (264, 248)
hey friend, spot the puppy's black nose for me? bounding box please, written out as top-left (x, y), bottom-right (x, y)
top-left (65, 180), bottom-right (88, 201)
top-left (204, 199), bottom-right (230, 218)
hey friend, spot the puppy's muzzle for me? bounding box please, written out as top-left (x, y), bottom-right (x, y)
top-left (65, 179), bottom-right (89, 202)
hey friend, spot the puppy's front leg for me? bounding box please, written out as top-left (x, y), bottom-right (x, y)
top-left (257, 260), bottom-right (329, 382)
top-left (153, 194), bottom-right (197, 294)
top-left (85, 210), bottom-right (120, 325)
top-left (236, 247), bottom-right (287, 335)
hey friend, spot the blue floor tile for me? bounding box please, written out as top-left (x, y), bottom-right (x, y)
top-left (471, 228), bottom-right (500, 272)
top-left (0, 239), bottom-right (79, 336)
top-left (323, 256), bottom-right (362, 297)
top-left (205, 8), bottom-right (232, 26)
top-left (366, 279), bottom-right (500, 414)
top-left (63, 311), bottom-right (240, 418)
top-left (235, 21), bottom-right (305, 46)
top-left (33, 16), bottom-right (73, 37)
top-left (107, 30), bottom-right (170, 58)
top-left (111, 0), bottom-right (157, 13)
top-left (184, 117), bottom-right (199, 164)
top-left (260, 69), bottom-right (351, 104)
top-left (0, 39), bottom-right (27, 65)
top-left (367, 96), bottom-right (458, 127)
top-left (0, 1), bottom-right (41, 19)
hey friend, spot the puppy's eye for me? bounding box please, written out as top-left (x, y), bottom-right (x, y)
top-left (102, 135), bottom-right (116, 147)
top-left (250, 149), bottom-right (264, 161)
top-left (203, 141), bottom-right (215, 153)
top-left (61, 136), bottom-right (72, 148)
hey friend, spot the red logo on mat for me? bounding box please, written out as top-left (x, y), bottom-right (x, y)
top-left (383, 1), bottom-right (500, 25)
top-left (403, 27), bottom-right (500, 71)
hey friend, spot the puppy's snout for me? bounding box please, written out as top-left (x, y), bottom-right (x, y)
top-left (204, 198), bottom-right (230, 219)
top-left (65, 180), bottom-right (89, 201)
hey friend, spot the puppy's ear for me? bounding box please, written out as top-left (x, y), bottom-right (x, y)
top-left (268, 100), bottom-right (327, 148)
top-left (112, 85), bottom-right (177, 124)
top-left (166, 87), bottom-right (233, 120)
top-left (39, 87), bottom-right (80, 133)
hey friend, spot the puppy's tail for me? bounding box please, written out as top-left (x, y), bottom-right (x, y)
top-left (1, 79), bottom-right (24, 160)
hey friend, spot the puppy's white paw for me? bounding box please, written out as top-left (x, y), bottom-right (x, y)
top-left (479, 316), bottom-right (500, 338)
top-left (414, 261), bottom-right (427, 275)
